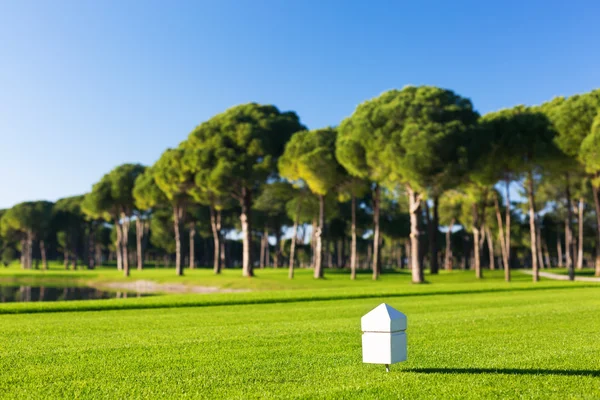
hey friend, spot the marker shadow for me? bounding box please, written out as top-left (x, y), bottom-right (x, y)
top-left (405, 367), bottom-right (600, 377)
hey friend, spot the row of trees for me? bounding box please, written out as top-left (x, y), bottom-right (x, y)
top-left (2, 86), bottom-right (600, 282)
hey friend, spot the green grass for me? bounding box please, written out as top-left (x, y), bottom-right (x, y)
top-left (0, 264), bottom-right (596, 315)
top-left (548, 267), bottom-right (599, 277)
top-left (1, 261), bottom-right (431, 291)
top-left (2, 261), bottom-right (592, 291)
top-left (1, 266), bottom-right (599, 398)
top-left (1, 284), bottom-right (599, 398)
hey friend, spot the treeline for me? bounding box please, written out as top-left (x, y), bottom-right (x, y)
top-left (1, 86), bottom-right (600, 282)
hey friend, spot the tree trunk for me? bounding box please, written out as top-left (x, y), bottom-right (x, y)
top-left (20, 238), bottom-right (25, 269)
top-left (543, 238), bottom-right (551, 268)
top-left (473, 227), bottom-right (482, 279)
top-left (64, 248), bottom-right (69, 270)
top-left (479, 225), bottom-right (486, 250)
top-left (527, 171), bottom-right (539, 282)
top-left (493, 193), bottom-right (510, 280)
top-left (485, 226), bottom-right (494, 271)
top-left (314, 194), bottom-right (325, 279)
top-left (372, 184), bottom-right (381, 280)
top-left (351, 194), bottom-right (357, 280)
top-left (424, 201), bottom-right (431, 269)
top-left (210, 207), bottom-right (221, 274)
top-left (418, 208), bottom-right (426, 274)
top-left (88, 224), bottom-right (95, 270)
top-left (565, 175), bottom-right (574, 280)
top-left (173, 204), bottom-right (183, 276)
top-left (265, 229), bottom-right (271, 267)
top-left (40, 240), bottom-right (47, 270)
top-left (571, 203), bottom-right (578, 270)
top-left (471, 202), bottom-right (483, 279)
top-left (189, 223), bottom-right (196, 269)
top-left (143, 221), bottom-right (149, 266)
top-left (565, 217), bottom-right (572, 268)
top-left (537, 226), bottom-right (545, 270)
top-left (289, 216), bottom-right (299, 279)
top-left (430, 196), bottom-right (440, 274)
top-left (95, 243), bottom-right (102, 267)
top-left (592, 184), bottom-right (600, 277)
top-left (240, 187), bottom-right (253, 277)
top-left (259, 230), bottom-right (266, 269)
top-left (136, 218), bottom-right (144, 271)
top-left (274, 228), bottom-right (281, 268)
top-left (407, 186), bottom-right (423, 283)
top-left (444, 219), bottom-right (454, 271)
top-left (220, 240), bottom-right (226, 268)
top-left (27, 231), bottom-right (33, 270)
top-left (121, 214), bottom-right (130, 277)
top-left (577, 197), bottom-right (584, 270)
top-left (504, 176), bottom-right (511, 269)
top-left (462, 234), bottom-right (470, 270)
top-left (557, 229), bottom-right (563, 268)
top-left (310, 220), bottom-right (316, 268)
top-left (114, 218), bottom-right (123, 272)
top-left (26, 239), bottom-right (31, 269)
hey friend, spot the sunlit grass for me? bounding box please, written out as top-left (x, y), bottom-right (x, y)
top-left (547, 267), bottom-right (599, 277)
top-left (1, 283), bottom-right (599, 398)
top-left (0, 261), bottom-right (548, 291)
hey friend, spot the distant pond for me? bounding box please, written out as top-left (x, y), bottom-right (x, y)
top-left (0, 285), bottom-right (149, 303)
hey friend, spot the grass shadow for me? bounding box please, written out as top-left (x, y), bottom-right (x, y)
top-left (405, 367), bottom-right (600, 377)
top-left (351, 269), bottom-right (412, 276)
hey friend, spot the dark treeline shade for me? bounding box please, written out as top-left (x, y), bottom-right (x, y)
top-left (1, 87), bottom-right (600, 280)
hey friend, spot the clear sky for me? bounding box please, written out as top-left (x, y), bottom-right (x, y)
top-left (1, 0), bottom-right (599, 209)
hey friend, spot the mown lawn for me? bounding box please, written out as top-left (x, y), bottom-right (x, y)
top-left (1, 261), bottom-right (430, 291)
top-left (548, 267), bottom-right (599, 277)
top-left (0, 268), bottom-right (599, 399)
top-left (0, 261), bottom-right (579, 291)
top-left (0, 265), bottom-right (595, 315)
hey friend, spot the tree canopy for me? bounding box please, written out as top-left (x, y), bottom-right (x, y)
top-left (5, 86), bottom-right (600, 281)
top-left (184, 103), bottom-right (305, 277)
top-left (279, 127), bottom-right (344, 278)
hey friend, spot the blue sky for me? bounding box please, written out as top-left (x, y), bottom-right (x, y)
top-left (1, 0), bottom-right (599, 209)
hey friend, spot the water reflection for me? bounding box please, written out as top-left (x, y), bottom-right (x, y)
top-left (0, 285), bottom-right (148, 302)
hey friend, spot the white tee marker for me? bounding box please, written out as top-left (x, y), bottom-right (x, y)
top-left (361, 303), bottom-right (407, 372)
